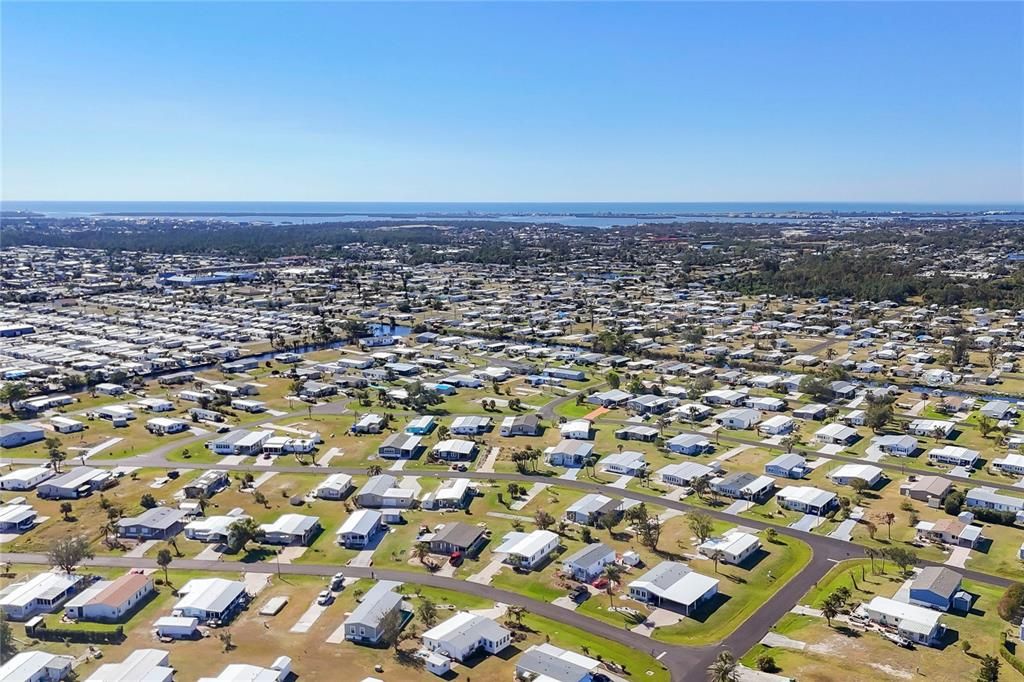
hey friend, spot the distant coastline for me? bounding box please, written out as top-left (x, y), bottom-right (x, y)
top-left (3, 200), bottom-right (1023, 228)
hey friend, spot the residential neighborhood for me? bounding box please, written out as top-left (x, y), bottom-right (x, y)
top-left (2, 224), bottom-right (1024, 682)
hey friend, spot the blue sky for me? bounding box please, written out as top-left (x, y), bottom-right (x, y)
top-left (2, 2), bottom-right (1021, 202)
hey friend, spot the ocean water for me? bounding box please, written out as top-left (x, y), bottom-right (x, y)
top-left (4, 200), bottom-right (1023, 228)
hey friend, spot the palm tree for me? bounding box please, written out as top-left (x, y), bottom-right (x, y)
top-left (709, 549), bottom-right (725, 574)
top-left (865, 546), bottom-right (878, 574)
top-left (602, 563), bottom-right (622, 606)
top-left (821, 596), bottom-right (840, 627)
top-left (707, 650), bottom-right (739, 682)
top-left (413, 541), bottom-right (430, 565)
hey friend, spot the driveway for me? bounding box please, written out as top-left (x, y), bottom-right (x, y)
top-left (316, 447), bottom-right (342, 466)
top-left (477, 446), bottom-right (501, 473)
top-left (124, 540), bottom-right (158, 558)
top-left (195, 544), bottom-right (224, 561)
top-left (289, 597), bottom-right (331, 634)
top-left (510, 482), bottom-right (548, 511)
top-left (945, 546), bottom-right (971, 568)
top-left (630, 607), bottom-right (684, 636)
top-left (466, 556), bottom-right (508, 585)
top-left (790, 514), bottom-right (824, 532)
top-left (828, 518), bottom-right (857, 542)
top-left (348, 529), bottom-right (386, 568)
top-left (723, 500), bottom-right (754, 515)
top-left (250, 471), bottom-right (278, 489)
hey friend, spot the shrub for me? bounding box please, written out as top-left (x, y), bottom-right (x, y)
top-left (756, 654), bottom-right (778, 673)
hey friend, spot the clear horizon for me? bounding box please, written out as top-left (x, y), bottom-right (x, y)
top-left (3, 2), bottom-right (1022, 203)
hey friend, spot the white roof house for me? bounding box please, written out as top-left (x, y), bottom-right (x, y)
top-left (0, 652), bottom-right (74, 682)
top-left (698, 530), bottom-right (761, 565)
top-left (599, 450), bottom-right (647, 476)
top-left (827, 464), bottom-right (883, 487)
top-left (814, 423), bottom-right (858, 444)
top-left (420, 611), bottom-right (512, 663)
top-left (658, 461), bottom-right (715, 486)
top-left (185, 514), bottom-right (250, 543)
top-left (0, 571), bottom-right (83, 620)
top-left (494, 530), bottom-right (559, 569)
top-left (172, 578), bottom-right (246, 623)
top-left (0, 466), bottom-right (53, 491)
top-left (908, 419), bottom-right (955, 438)
top-left (337, 509), bottom-right (383, 542)
top-left (196, 658), bottom-right (292, 682)
top-left (313, 473), bottom-right (354, 499)
top-left (776, 486), bottom-right (838, 516)
top-left (420, 478), bottom-right (473, 510)
top-left (559, 419), bottom-right (594, 440)
top-left (928, 445), bottom-right (979, 467)
top-left (860, 596), bottom-right (945, 646)
top-left (0, 504), bottom-right (37, 532)
top-left (628, 562), bottom-right (719, 615)
top-left (516, 644), bottom-right (600, 682)
top-left (258, 514), bottom-right (320, 545)
top-left (85, 648), bottom-right (174, 682)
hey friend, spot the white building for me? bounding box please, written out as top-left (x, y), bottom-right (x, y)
top-left (559, 419), bottom-right (594, 440)
top-left (561, 542), bottom-right (616, 581)
top-left (313, 473), bottom-right (354, 500)
top-left (85, 649), bottom-right (173, 682)
top-left (697, 530), bottom-right (761, 566)
top-left (145, 417), bottom-right (188, 435)
top-left (420, 611), bottom-right (511, 663)
top-left (171, 578), bottom-right (247, 624)
top-left (827, 464), bottom-right (883, 488)
top-left (0, 466), bottom-right (54, 491)
top-left (992, 453), bottom-right (1024, 476)
top-left (0, 572), bottom-right (83, 620)
top-left (336, 509), bottom-right (384, 548)
top-left (64, 573), bottom-right (153, 623)
top-left (908, 419), bottom-right (955, 438)
top-left (494, 530), bottom-right (560, 570)
top-left (259, 514), bottom-right (320, 546)
top-left (776, 486), bottom-right (838, 516)
top-left (196, 658), bottom-right (292, 682)
top-left (628, 562), bottom-right (719, 615)
top-left (599, 450), bottom-right (647, 476)
top-left (858, 596), bottom-right (946, 646)
top-left (928, 445), bottom-right (979, 468)
top-left (0, 652), bottom-right (73, 682)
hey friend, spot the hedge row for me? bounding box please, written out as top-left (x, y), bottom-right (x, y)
top-left (26, 624), bottom-right (124, 644)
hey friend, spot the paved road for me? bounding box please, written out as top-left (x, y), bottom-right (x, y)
top-left (5, 551), bottom-right (719, 681)
top-left (538, 381), bottom-right (607, 421)
top-left (4, 380), bottom-right (1017, 679)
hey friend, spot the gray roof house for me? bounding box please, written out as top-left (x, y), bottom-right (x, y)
top-left (561, 542), bottom-right (616, 581)
top-left (377, 433), bottom-right (423, 459)
top-left (117, 507), bottom-right (188, 540)
top-left (564, 494), bottom-right (621, 526)
top-left (427, 522), bottom-right (487, 556)
top-left (343, 580), bottom-right (408, 645)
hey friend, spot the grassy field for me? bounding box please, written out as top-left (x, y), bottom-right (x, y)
top-left (743, 560), bottom-right (1024, 682)
top-left (652, 534), bottom-right (812, 645)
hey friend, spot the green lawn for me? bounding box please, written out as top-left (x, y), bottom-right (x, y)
top-left (653, 535), bottom-right (813, 646)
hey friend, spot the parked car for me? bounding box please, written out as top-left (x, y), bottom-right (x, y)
top-left (330, 573), bottom-right (345, 591)
top-left (317, 590), bottom-right (334, 606)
